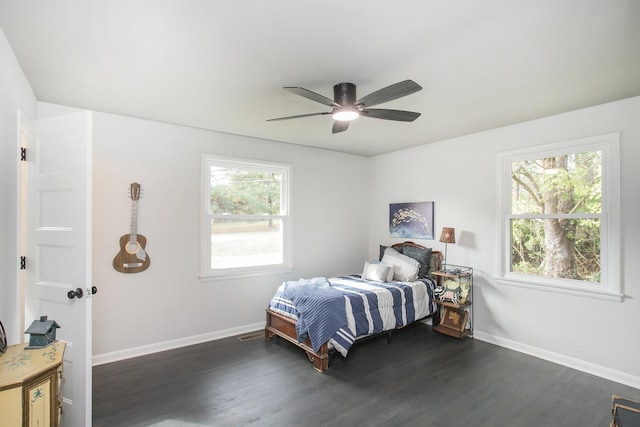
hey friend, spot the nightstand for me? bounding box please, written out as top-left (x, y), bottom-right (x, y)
top-left (431, 265), bottom-right (473, 338)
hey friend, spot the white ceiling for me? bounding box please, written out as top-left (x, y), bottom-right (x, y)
top-left (1, 1), bottom-right (639, 157)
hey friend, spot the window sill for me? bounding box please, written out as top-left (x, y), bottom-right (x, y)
top-left (200, 266), bottom-right (294, 282)
top-left (495, 275), bottom-right (624, 302)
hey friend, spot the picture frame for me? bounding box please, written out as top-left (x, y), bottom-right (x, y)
top-left (389, 201), bottom-right (434, 239)
top-left (440, 306), bottom-right (468, 332)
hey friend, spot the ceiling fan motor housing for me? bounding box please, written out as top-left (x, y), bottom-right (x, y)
top-left (333, 83), bottom-right (357, 106)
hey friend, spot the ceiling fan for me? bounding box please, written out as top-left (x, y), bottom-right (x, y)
top-left (267, 80), bottom-right (422, 134)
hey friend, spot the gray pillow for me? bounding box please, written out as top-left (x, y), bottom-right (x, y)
top-left (402, 244), bottom-right (432, 278)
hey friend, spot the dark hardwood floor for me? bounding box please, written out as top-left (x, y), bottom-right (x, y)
top-left (93, 323), bottom-right (640, 426)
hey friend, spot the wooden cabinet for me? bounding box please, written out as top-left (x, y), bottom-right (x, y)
top-left (0, 341), bottom-right (65, 427)
top-left (431, 265), bottom-right (473, 339)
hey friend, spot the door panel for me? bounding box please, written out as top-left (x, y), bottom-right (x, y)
top-left (25, 110), bottom-right (92, 427)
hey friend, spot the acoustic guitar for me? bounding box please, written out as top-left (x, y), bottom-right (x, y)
top-left (113, 183), bottom-right (151, 273)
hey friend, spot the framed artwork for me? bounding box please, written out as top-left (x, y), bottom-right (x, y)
top-left (389, 201), bottom-right (434, 239)
top-left (440, 307), bottom-right (468, 332)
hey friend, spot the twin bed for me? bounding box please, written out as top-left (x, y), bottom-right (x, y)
top-left (264, 242), bottom-right (443, 372)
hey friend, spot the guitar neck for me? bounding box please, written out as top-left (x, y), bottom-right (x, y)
top-left (129, 200), bottom-right (138, 242)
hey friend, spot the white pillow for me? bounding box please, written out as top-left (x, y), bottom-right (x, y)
top-left (372, 260), bottom-right (395, 281)
top-left (382, 263), bottom-right (395, 281)
top-left (381, 247), bottom-right (420, 282)
top-left (362, 261), bottom-right (394, 282)
top-left (361, 260), bottom-right (395, 282)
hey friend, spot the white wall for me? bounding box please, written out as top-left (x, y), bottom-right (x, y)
top-left (0, 28), bottom-right (37, 345)
top-left (369, 96), bottom-right (640, 388)
top-left (39, 103), bottom-right (370, 361)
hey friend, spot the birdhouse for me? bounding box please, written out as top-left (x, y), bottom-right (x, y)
top-left (25, 316), bottom-right (60, 349)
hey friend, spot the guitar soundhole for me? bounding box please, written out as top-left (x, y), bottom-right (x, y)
top-left (125, 241), bottom-right (141, 255)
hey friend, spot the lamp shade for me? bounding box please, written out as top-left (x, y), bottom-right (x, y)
top-left (439, 227), bottom-right (456, 244)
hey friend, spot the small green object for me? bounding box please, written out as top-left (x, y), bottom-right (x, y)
top-left (25, 316), bottom-right (60, 349)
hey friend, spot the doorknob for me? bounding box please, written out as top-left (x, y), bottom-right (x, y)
top-left (91, 286), bottom-right (98, 295)
top-left (67, 288), bottom-right (84, 300)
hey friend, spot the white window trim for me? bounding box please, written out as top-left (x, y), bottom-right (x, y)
top-left (200, 154), bottom-right (293, 280)
top-left (495, 133), bottom-right (622, 301)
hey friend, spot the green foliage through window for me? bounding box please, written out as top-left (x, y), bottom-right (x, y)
top-left (510, 150), bottom-right (602, 282)
top-left (210, 168), bottom-right (282, 215)
top-left (201, 156), bottom-right (291, 276)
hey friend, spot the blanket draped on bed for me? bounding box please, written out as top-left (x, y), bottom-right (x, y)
top-left (282, 277), bottom-right (347, 352)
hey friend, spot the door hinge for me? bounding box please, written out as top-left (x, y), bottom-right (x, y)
top-left (20, 256), bottom-right (26, 270)
top-left (20, 147), bottom-right (26, 162)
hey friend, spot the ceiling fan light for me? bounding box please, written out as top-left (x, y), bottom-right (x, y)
top-left (332, 109), bottom-right (360, 122)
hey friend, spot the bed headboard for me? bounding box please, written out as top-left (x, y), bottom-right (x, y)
top-left (390, 241), bottom-right (443, 278)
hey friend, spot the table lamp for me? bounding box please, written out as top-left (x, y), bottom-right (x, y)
top-left (439, 227), bottom-right (456, 266)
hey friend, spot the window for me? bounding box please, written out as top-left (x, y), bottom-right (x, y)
top-left (201, 155), bottom-right (292, 279)
top-left (496, 133), bottom-right (621, 300)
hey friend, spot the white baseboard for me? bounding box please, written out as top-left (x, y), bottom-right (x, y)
top-left (92, 322), bottom-right (265, 366)
top-left (473, 330), bottom-right (640, 390)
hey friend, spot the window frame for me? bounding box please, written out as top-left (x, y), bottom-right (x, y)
top-left (495, 133), bottom-right (622, 301)
top-left (200, 154), bottom-right (293, 280)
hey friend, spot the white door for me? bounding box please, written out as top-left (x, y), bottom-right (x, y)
top-left (24, 111), bottom-right (93, 427)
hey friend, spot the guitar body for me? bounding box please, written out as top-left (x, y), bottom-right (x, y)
top-left (113, 183), bottom-right (151, 273)
top-left (113, 233), bottom-right (150, 273)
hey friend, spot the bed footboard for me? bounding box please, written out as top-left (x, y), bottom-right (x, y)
top-left (265, 309), bottom-right (330, 372)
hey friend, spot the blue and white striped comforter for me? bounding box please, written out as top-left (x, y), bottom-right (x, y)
top-left (269, 275), bottom-right (437, 357)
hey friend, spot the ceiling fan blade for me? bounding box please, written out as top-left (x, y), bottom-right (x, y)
top-left (361, 109), bottom-right (421, 122)
top-left (285, 87), bottom-right (340, 107)
top-left (332, 121), bottom-right (349, 134)
top-left (356, 80), bottom-right (422, 108)
top-left (267, 112), bottom-right (330, 121)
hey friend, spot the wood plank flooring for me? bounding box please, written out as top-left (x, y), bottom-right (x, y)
top-left (93, 323), bottom-right (640, 426)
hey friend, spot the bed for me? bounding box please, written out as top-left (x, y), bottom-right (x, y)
top-left (264, 241), bottom-right (443, 372)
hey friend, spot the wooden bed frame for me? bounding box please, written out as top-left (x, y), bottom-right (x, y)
top-left (264, 242), bottom-right (443, 372)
